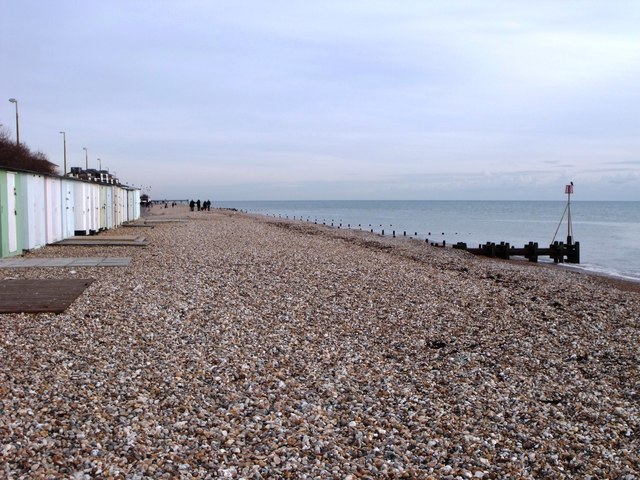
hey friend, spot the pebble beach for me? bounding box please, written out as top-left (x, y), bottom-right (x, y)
top-left (1, 206), bottom-right (638, 479)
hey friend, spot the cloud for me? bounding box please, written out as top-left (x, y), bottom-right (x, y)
top-left (1, 1), bottom-right (639, 200)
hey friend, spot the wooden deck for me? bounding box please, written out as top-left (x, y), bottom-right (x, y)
top-left (0, 278), bottom-right (94, 313)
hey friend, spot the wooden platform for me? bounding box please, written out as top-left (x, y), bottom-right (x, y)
top-left (53, 235), bottom-right (148, 246)
top-left (0, 278), bottom-right (94, 313)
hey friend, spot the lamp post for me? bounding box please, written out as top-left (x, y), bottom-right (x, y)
top-left (59, 131), bottom-right (67, 175)
top-left (8, 98), bottom-right (19, 145)
top-left (98, 157), bottom-right (102, 171)
top-left (83, 147), bottom-right (88, 170)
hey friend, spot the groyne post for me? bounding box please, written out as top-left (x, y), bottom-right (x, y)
top-left (567, 242), bottom-right (580, 264)
top-left (524, 242), bottom-right (539, 262)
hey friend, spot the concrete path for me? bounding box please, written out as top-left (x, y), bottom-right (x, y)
top-left (0, 257), bottom-right (131, 268)
top-left (124, 218), bottom-right (188, 226)
top-left (53, 235), bottom-right (147, 246)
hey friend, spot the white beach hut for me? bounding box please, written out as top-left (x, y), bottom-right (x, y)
top-left (61, 177), bottom-right (76, 238)
top-left (74, 181), bottom-right (90, 235)
top-left (132, 188), bottom-right (141, 220)
top-left (23, 173), bottom-right (47, 250)
top-left (90, 182), bottom-right (101, 234)
top-left (105, 185), bottom-right (114, 229)
top-left (44, 175), bottom-right (63, 244)
top-left (99, 184), bottom-right (108, 231)
top-left (117, 187), bottom-right (127, 226)
top-left (126, 188), bottom-right (135, 222)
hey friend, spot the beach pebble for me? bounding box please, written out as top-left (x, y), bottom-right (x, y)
top-left (1, 206), bottom-right (638, 478)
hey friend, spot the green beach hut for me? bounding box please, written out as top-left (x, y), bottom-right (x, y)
top-left (0, 168), bottom-right (25, 258)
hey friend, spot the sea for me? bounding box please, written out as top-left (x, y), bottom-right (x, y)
top-left (214, 200), bottom-right (640, 283)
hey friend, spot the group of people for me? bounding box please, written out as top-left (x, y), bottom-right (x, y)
top-left (189, 199), bottom-right (212, 212)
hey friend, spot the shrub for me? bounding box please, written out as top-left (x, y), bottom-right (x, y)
top-left (0, 130), bottom-right (59, 175)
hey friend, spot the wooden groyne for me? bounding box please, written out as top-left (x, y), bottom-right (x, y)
top-left (452, 238), bottom-right (580, 264)
top-left (452, 183), bottom-right (581, 264)
top-left (247, 212), bottom-right (582, 264)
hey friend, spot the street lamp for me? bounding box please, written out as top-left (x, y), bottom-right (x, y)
top-left (97, 157), bottom-right (102, 171)
top-left (83, 147), bottom-right (88, 170)
top-left (8, 98), bottom-right (19, 145)
top-left (59, 131), bottom-right (67, 175)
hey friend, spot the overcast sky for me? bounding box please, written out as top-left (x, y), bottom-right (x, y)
top-left (2, 1), bottom-right (639, 200)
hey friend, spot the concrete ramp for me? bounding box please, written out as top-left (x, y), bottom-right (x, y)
top-left (53, 235), bottom-right (148, 246)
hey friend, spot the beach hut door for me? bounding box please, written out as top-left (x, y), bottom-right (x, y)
top-left (7, 172), bottom-right (18, 253)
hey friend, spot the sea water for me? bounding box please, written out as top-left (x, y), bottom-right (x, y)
top-left (215, 200), bottom-right (640, 282)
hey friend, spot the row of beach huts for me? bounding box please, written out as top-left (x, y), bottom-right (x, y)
top-left (0, 167), bottom-right (141, 259)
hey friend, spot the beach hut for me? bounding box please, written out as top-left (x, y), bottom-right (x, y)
top-left (61, 177), bottom-right (75, 238)
top-left (99, 184), bottom-right (108, 231)
top-left (0, 169), bottom-right (24, 257)
top-left (89, 182), bottom-right (100, 234)
top-left (116, 187), bottom-right (127, 226)
top-left (112, 187), bottom-right (121, 227)
top-left (1, 168), bottom-right (141, 256)
top-left (126, 188), bottom-right (136, 222)
top-left (74, 181), bottom-right (90, 235)
top-left (22, 173), bottom-right (47, 250)
top-left (111, 186), bottom-right (119, 227)
top-left (105, 185), bottom-right (114, 229)
top-left (44, 175), bottom-right (63, 244)
top-left (131, 188), bottom-right (141, 220)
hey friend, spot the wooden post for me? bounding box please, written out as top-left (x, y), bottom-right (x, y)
top-left (568, 241), bottom-right (580, 263)
top-left (524, 241), bottom-right (539, 262)
top-left (566, 182), bottom-right (574, 245)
